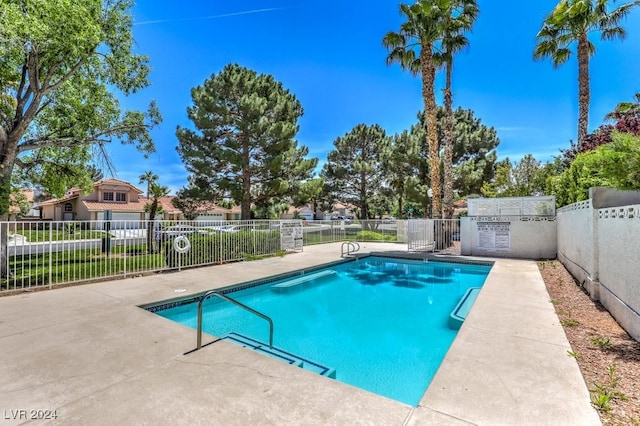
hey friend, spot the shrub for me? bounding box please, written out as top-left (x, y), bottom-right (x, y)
top-left (163, 230), bottom-right (281, 268)
top-left (355, 230), bottom-right (395, 241)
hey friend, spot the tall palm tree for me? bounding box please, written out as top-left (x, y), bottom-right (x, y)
top-left (534, 0), bottom-right (639, 145)
top-left (139, 170), bottom-right (158, 200)
top-left (146, 182), bottom-right (170, 253)
top-left (434, 0), bottom-right (478, 219)
top-left (384, 0), bottom-right (451, 219)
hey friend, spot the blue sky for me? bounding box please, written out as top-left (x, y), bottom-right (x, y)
top-left (111, 1), bottom-right (640, 194)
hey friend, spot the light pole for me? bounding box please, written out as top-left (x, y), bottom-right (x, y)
top-left (427, 188), bottom-right (433, 219)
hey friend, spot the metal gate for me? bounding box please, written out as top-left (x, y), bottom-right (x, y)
top-left (407, 219), bottom-right (435, 251)
top-left (407, 219), bottom-right (460, 252)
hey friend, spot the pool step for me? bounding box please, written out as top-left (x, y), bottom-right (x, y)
top-left (271, 270), bottom-right (336, 290)
top-left (222, 332), bottom-right (336, 378)
top-left (448, 287), bottom-right (482, 330)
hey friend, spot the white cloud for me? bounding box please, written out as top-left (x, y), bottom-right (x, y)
top-left (134, 8), bottom-right (283, 26)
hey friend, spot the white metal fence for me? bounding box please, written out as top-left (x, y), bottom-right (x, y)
top-left (0, 219), bottom-right (297, 293)
top-left (407, 219), bottom-right (460, 252)
top-left (301, 219), bottom-right (401, 245)
top-left (0, 218), bottom-right (459, 293)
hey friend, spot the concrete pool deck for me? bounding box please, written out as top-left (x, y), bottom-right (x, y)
top-left (0, 242), bottom-right (600, 425)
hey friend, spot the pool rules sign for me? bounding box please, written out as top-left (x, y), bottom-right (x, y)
top-left (477, 221), bottom-right (511, 252)
top-left (281, 221), bottom-right (304, 252)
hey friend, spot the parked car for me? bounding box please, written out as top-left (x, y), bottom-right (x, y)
top-left (331, 215), bottom-right (352, 223)
top-left (217, 225), bottom-right (240, 233)
top-left (382, 216), bottom-right (396, 223)
top-left (157, 225), bottom-right (212, 240)
top-left (204, 224), bottom-right (241, 233)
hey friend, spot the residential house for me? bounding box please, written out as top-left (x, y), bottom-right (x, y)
top-left (37, 179), bottom-right (147, 225)
top-left (280, 205), bottom-right (315, 221)
top-left (155, 196), bottom-right (182, 221)
top-left (192, 201), bottom-right (242, 222)
top-left (8, 189), bottom-right (40, 219)
top-left (330, 202), bottom-right (357, 220)
top-left (36, 179), bottom-right (242, 226)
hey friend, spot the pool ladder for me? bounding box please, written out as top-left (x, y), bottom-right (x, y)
top-left (341, 241), bottom-right (360, 258)
top-left (196, 290), bottom-right (274, 350)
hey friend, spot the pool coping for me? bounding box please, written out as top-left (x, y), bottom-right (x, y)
top-left (0, 242), bottom-right (601, 425)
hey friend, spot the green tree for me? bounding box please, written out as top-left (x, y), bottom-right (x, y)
top-left (322, 124), bottom-right (390, 220)
top-left (13, 145), bottom-right (94, 197)
top-left (382, 130), bottom-right (421, 219)
top-left (292, 177), bottom-right (330, 220)
top-left (9, 187), bottom-right (30, 218)
top-left (414, 107), bottom-right (499, 197)
top-left (434, 0), bottom-right (478, 218)
top-left (481, 154), bottom-right (549, 197)
top-left (0, 0), bottom-right (160, 276)
top-left (384, 0), bottom-right (452, 218)
top-left (447, 107), bottom-right (499, 196)
top-left (548, 131), bottom-right (640, 205)
top-left (534, 0), bottom-right (638, 144)
top-left (253, 198), bottom-right (289, 220)
top-left (176, 64), bottom-right (317, 220)
top-left (144, 182), bottom-right (170, 253)
top-left (173, 184), bottom-right (206, 221)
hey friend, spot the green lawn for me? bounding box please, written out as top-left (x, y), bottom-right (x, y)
top-left (2, 245), bottom-right (164, 289)
top-left (13, 229), bottom-right (108, 242)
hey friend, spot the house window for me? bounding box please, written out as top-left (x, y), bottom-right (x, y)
top-left (64, 203), bottom-right (72, 212)
top-left (103, 192), bottom-right (114, 201)
top-left (116, 192), bottom-right (127, 202)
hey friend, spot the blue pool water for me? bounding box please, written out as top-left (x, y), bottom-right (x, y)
top-left (154, 256), bottom-right (491, 406)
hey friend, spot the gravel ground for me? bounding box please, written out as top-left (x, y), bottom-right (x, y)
top-left (539, 260), bottom-right (640, 425)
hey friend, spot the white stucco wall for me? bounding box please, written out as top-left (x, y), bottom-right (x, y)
top-left (556, 200), bottom-right (596, 288)
top-left (556, 188), bottom-right (640, 342)
top-left (596, 205), bottom-right (640, 341)
top-left (461, 216), bottom-right (556, 259)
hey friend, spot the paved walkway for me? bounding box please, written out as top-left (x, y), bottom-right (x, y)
top-left (0, 243), bottom-right (600, 425)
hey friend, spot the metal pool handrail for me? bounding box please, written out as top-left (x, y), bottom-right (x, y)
top-left (196, 290), bottom-right (274, 350)
top-left (341, 241), bottom-right (360, 257)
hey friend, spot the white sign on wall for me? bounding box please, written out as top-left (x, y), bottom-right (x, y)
top-left (477, 221), bottom-right (511, 251)
top-left (280, 221), bottom-right (304, 252)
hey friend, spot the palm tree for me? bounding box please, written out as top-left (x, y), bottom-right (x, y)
top-left (434, 0), bottom-right (478, 219)
top-left (86, 165), bottom-right (104, 182)
top-left (384, 0), bottom-right (451, 219)
top-left (145, 182), bottom-right (170, 253)
top-left (606, 91), bottom-right (640, 118)
top-left (534, 0), bottom-right (639, 145)
top-left (139, 170), bottom-right (158, 200)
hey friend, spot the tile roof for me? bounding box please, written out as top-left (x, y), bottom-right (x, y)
top-left (36, 194), bottom-right (79, 207)
top-left (82, 200), bottom-right (146, 212)
top-left (155, 196), bottom-right (181, 214)
top-left (192, 200), bottom-right (241, 213)
top-left (9, 189), bottom-right (38, 214)
top-left (94, 178), bottom-right (143, 193)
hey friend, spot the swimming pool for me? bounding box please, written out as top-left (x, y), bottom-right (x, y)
top-left (152, 256), bottom-right (492, 406)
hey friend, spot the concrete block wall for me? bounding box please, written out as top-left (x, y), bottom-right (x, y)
top-left (556, 199), bottom-right (598, 298)
top-left (557, 188), bottom-right (640, 342)
top-left (596, 205), bottom-right (640, 341)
